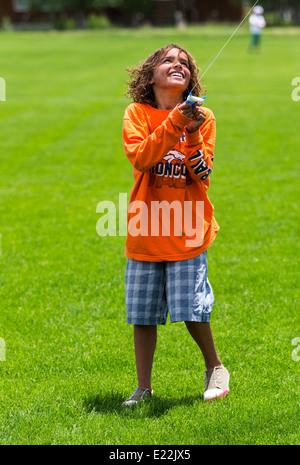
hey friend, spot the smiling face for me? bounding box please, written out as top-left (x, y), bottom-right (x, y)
top-left (125, 43), bottom-right (202, 108)
top-left (149, 47), bottom-right (191, 95)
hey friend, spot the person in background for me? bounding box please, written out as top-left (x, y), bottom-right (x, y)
top-left (248, 5), bottom-right (266, 52)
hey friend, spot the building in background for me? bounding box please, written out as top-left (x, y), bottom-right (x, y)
top-left (0, 0), bottom-right (31, 23)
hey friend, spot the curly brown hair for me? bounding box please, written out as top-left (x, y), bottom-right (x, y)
top-left (125, 44), bottom-right (204, 108)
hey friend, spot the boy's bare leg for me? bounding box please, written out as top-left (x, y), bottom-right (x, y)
top-left (134, 325), bottom-right (157, 391)
top-left (185, 321), bottom-right (221, 370)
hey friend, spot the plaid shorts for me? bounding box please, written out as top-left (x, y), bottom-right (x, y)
top-left (125, 251), bottom-right (214, 325)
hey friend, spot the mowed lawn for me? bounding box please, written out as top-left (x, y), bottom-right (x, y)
top-left (0, 26), bottom-right (299, 445)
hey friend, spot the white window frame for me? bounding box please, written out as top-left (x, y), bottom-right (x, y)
top-left (13, 0), bottom-right (31, 13)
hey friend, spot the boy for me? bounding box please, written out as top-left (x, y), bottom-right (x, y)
top-left (122, 44), bottom-right (229, 405)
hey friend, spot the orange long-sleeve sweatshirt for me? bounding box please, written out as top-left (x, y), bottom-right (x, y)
top-left (122, 102), bottom-right (219, 261)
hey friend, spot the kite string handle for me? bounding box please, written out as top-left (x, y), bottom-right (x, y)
top-left (185, 93), bottom-right (207, 107)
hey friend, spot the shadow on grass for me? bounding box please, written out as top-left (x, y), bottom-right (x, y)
top-left (82, 391), bottom-right (201, 418)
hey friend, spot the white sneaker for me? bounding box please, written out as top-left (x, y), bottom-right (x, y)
top-left (203, 365), bottom-right (229, 401)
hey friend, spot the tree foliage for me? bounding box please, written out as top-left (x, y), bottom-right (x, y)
top-left (233, 0), bottom-right (299, 6)
top-left (31, 0), bottom-right (151, 14)
top-left (31, 0), bottom-right (300, 25)
top-left (238, 0), bottom-right (300, 24)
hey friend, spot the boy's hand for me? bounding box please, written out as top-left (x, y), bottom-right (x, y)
top-left (178, 102), bottom-right (206, 133)
top-left (186, 102), bottom-right (206, 133)
top-left (178, 102), bottom-right (194, 119)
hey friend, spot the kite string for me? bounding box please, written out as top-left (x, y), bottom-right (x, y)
top-left (190, 0), bottom-right (259, 93)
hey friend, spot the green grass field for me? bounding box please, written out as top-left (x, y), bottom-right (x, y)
top-left (0, 25), bottom-right (299, 445)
